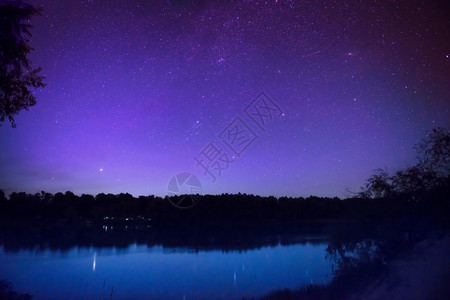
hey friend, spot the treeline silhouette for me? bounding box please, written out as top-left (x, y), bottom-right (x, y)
top-left (0, 128), bottom-right (448, 224)
top-left (0, 189), bottom-right (447, 224)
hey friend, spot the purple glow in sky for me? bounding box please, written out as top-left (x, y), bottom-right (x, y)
top-left (0, 0), bottom-right (449, 198)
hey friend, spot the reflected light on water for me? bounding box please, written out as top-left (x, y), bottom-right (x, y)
top-left (93, 252), bottom-right (96, 272)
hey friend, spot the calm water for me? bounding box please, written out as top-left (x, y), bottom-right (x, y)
top-left (1, 220), bottom-right (434, 299)
top-left (0, 228), bottom-right (332, 299)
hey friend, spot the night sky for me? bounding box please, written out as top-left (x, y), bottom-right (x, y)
top-left (1, 0), bottom-right (449, 198)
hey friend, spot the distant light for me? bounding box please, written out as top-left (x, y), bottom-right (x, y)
top-left (99, 168), bottom-right (103, 172)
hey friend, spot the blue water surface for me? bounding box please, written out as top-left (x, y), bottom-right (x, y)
top-left (0, 240), bottom-right (332, 299)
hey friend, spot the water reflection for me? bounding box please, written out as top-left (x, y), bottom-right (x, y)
top-left (0, 241), bottom-right (332, 299)
top-left (0, 221), bottom-right (333, 254)
top-left (92, 252), bottom-right (96, 272)
top-left (259, 220), bottom-right (449, 300)
top-left (0, 220), bottom-right (444, 299)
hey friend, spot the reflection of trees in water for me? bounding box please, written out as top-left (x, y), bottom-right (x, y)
top-left (326, 239), bottom-right (386, 278)
top-left (0, 221), bottom-right (330, 253)
top-left (1, 220), bottom-right (444, 300)
top-left (0, 220), bottom-right (433, 256)
top-left (0, 280), bottom-right (31, 300)
top-left (259, 238), bottom-right (392, 300)
top-left (323, 220), bottom-right (429, 281)
top-left (260, 220), bottom-right (444, 300)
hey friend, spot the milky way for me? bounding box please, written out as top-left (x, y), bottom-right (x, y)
top-left (0, 0), bottom-right (449, 197)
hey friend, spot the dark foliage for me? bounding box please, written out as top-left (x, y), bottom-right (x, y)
top-left (0, 186), bottom-right (447, 225)
top-left (0, 280), bottom-right (31, 300)
top-left (359, 127), bottom-right (450, 202)
top-left (0, 0), bottom-right (45, 127)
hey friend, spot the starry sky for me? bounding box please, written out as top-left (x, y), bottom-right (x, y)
top-left (0, 0), bottom-right (449, 198)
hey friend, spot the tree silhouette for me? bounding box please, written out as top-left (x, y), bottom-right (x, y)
top-left (0, 189), bottom-right (5, 204)
top-left (0, 0), bottom-right (45, 127)
top-left (359, 168), bottom-right (392, 199)
top-left (359, 127), bottom-right (450, 201)
top-left (415, 127), bottom-right (450, 179)
top-left (391, 166), bottom-right (427, 201)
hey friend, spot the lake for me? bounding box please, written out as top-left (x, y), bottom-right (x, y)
top-left (0, 241), bottom-right (331, 299)
top-left (0, 220), bottom-right (445, 299)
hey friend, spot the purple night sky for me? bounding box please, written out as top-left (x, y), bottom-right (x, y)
top-left (0, 0), bottom-right (449, 198)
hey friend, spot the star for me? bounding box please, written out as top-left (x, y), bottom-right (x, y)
top-left (0, 0), bottom-right (447, 198)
